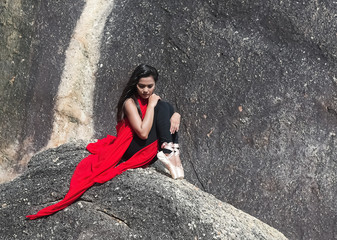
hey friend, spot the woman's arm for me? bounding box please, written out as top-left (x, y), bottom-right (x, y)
top-left (170, 112), bottom-right (181, 134)
top-left (124, 94), bottom-right (160, 139)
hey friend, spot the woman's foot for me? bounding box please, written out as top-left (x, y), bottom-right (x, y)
top-left (157, 142), bottom-right (178, 179)
top-left (173, 143), bottom-right (184, 179)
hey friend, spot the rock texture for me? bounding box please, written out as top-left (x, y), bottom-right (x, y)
top-left (47, 0), bottom-right (115, 148)
top-left (1, 0), bottom-right (336, 239)
top-left (0, 0), bottom-right (85, 180)
top-left (0, 0), bottom-right (39, 181)
top-left (95, 1), bottom-right (337, 239)
top-left (0, 142), bottom-right (287, 240)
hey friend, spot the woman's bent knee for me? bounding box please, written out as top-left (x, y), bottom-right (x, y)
top-left (156, 101), bottom-right (171, 111)
top-left (155, 101), bottom-right (174, 118)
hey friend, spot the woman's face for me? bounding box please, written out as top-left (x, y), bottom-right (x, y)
top-left (137, 76), bottom-right (156, 99)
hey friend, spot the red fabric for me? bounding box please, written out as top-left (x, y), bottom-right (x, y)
top-left (26, 97), bottom-right (158, 220)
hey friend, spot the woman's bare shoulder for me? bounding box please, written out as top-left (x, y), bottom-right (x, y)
top-left (124, 98), bottom-right (135, 107)
top-left (124, 98), bottom-right (137, 113)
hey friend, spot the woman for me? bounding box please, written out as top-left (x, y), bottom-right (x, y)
top-left (117, 64), bottom-right (184, 179)
top-left (26, 64), bottom-right (183, 220)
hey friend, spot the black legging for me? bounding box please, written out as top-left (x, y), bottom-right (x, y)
top-left (122, 101), bottom-right (178, 161)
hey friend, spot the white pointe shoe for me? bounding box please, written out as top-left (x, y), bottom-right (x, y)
top-left (157, 142), bottom-right (178, 179)
top-left (173, 143), bottom-right (184, 179)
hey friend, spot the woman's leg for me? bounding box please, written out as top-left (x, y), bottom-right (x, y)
top-left (155, 101), bottom-right (178, 151)
top-left (154, 101), bottom-right (183, 179)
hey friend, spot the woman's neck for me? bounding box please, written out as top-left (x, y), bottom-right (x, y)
top-left (136, 94), bottom-right (148, 106)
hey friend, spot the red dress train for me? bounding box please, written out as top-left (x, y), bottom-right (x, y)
top-left (26, 98), bottom-right (158, 220)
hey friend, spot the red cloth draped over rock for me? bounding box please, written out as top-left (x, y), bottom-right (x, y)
top-left (26, 98), bottom-right (158, 220)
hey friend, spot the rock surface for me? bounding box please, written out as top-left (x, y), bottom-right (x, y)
top-left (96, 1), bottom-right (337, 239)
top-left (1, 0), bottom-right (336, 239)
top-left (0, 0), bottom-right (85, 180)
top-left (0, 0), bottom-right (39, 180)
top-left (0, 142), bottom-right (287, 240)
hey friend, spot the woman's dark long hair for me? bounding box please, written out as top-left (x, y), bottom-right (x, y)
top-left (116, 64), bottom-right (158, 122)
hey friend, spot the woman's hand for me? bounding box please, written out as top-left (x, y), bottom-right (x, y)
top-left (148, 93), bottom-right (161, 108)
top-left (170, 112), bottom-right (181, 134)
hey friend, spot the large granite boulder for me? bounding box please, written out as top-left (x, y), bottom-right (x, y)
top-left (0, 0), bottom-right (38, 180)
top-left (0, 0), bottom-right (85, 179)
top-left (0, 142), bottom-right (287, 239)
top-left (1, 0), bottom-right (336, 239)
top-left (95, 1), bottom-right (337, 239)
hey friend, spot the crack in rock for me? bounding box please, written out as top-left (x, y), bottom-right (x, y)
top-left (96, 208), bottom-right (131, 229)
top-left (327, 106), bottom-right (337, 118)
top-left (78, 198), bottom-right (131, 228)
